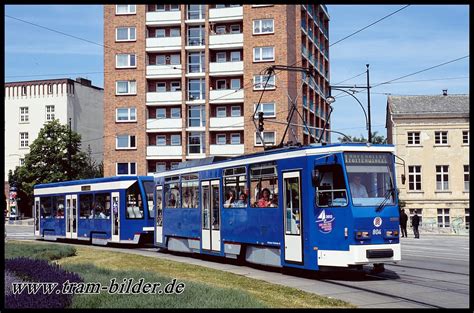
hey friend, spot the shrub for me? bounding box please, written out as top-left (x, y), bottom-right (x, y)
top-left (5, 243), bottom-right (76, 260)
top-left (5, 258), bottom-right (83, 309)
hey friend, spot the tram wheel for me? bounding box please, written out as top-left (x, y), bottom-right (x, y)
top-left (371, 263), bottom-right (385, 274)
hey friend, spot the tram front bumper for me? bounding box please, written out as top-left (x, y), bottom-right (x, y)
top-left (317, 243), bottom-right (401, 267)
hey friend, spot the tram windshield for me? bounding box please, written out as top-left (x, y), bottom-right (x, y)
top-left (344, 152), bottom-right (395, 207)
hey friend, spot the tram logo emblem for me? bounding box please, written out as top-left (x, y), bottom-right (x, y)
top-left (373, 217), bottom-right (382, 227)
top-left (316, 209), bottom-right (335, 234)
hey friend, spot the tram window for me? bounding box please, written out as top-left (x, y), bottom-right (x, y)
top-left (156, 187), bottom-right (163, 226)
top-left (143, 181), bottom-right (155, 218)
top-left (223, 166), bottom-right (248, 208)
top-left (126, 182), bottom-right (144, 219)
top-left (165, 181), bottom-right (180, 209)
top-left (249, 163), bottom-right (279, 208)
top-left (182, 174), bottom-right (199, 208)
top-left (40, 197), bottom-right (53, 218)
top-left (315, 165), bottom-right (348, 207)
top-left (79, 194), bottom-right (93, 218)
top-left (52, 196), bottom-right (65, 218)
top-left (94, 193), bottom-right (110, 219)
top-left (212, 184), bottom-right (220, 229)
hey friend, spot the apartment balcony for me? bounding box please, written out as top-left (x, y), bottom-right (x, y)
top-left (209, 89), bottom-right (244, 104)
top-left (146, 65), bottom-right (182, 79)
top-left (210, 144), bottom-right (244, 156)
top-left (146, 91), bottom-right (182, 105)
top-left (209, 6), bottom-right (243, 22)
top-left (146, 145), bottom-right (182, 159)
top-left (209, 116), bottom-right (244, 130)
top-left (209, 61), bottom-right (243, 76)
top-left (146, 118), bottom-right (182, 132)
top-left (146, 37), bottom-right (181, 52)
top-left (209, 33), bottom-right (243, 50)
top-left (146, 11), bottom-right (181, 26)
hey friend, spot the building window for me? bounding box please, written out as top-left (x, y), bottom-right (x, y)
top-left (465, 208), bottom-right (470, 229)
top-left (116, 108), bottom-right (136, 122)
top-left (19, 107), bottom-right (29, 123)
top-left (187, 4), bottom-right (205, 20)
top-left (156, 82), bottom-right (166, 92)
top-left (116, 27), bottom-right (136, 41)
top-left (19, 158), bottom-right (25, 166)
top-left (253, 46), bottom-right (275, 62)
top-left (188, 52), bottom-right (205, 73)
top-left (156, 163), bottom-right (166, 173)
top-left (170, 81), bottom-right (181, 92)
top-left (155, 29), bottom-right (166, 38)
top-left (437, 208), bottom-right (450, 228)
top-left (171, 134), bottom-right (181, 146)
top-left (231, 133), bottom-right (241, 145)
top-left (156, 135), bottom-right (166, 146)
top-left (116, 5), bottom-right (136, 14)
top-left (231, 106), bottom-right (241, 117)
top-left (156, 108), bottom-right (166, 119)
top-left (253, 75), bottom-right (276, 90)
top-left (188, 132), bottom-right (205, 154)
top-left (188, 79), bottom-right (205, 100)
top-left (188, 105), bottom-right (205, 127)
top-left (171, 108), bottom-right (181, 118)
top-left (230, 79), bottom-right (241, 90)
top-left (19, 132), bottom-right (29, 148)
top-left (230, 24), bottom-right (241, 34)
top-left (407, 132), bottom-right (420, 145)
top-left (187, 25), bottom-right (205, 46)
top-left (436, 165), bottom-right (449, 191)
top-left (462, 131), bottom-right (469, 144)
top-left (254, 102), bottom-right (276, 117)
top-left (21, 86), bottom-right (27, 96)
top-left (409, 209), bottom-right (423, 226)
top-left (116, 135), bottom-right (136, 149)
top-left (216, 25), bottom-right (226, 35)
top-left (230, 51), bottom-right (241, 62)
top-left (408, 165), bottom-right (422, 191)
top-left (216, 134), bottom-right (226, 145)
top-left (255, 132), bottom-right (276, 146)
top-left (170, 54), bottom-right (180, 64)
top-left (171, 162), bottom-right (180, 169)
top-left (47, 84), bottom-right (53, 94)
top-left (116, 80), bottom-right (137, 95)
top-left (117, 162), bottom-right (136, 175)
top-left (464, 165), bottom-right (469, 191)
top-left (216, 52), bottom-right (226, 63)
top-left (45, 105), bottom-right (55, 121)
top-left (253, 19), bottom-right (274, 34)
top-left (216, 107), bottom-right (227, 118)
top-left (116, 54), bottom-right (136, 68)
top-left (434, 131), bottom-right (448, 145)
top-left (216, 79), bottom-right (227, 90)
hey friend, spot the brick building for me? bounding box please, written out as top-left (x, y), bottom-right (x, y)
top-left (103, 4), bottom-right (330, 176)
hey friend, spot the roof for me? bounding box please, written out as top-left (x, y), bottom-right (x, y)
top-left (387, 94), bottom-right (469, 115)
top-left (5, 77), bottom-right (103, 91)
top-left (34, 175), bottom-right (152, 189)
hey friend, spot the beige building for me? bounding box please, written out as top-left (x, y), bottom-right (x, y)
top-left (103, 4), bottom-right (331, 177)
top-left (386, 92), bottom-right (469, 234)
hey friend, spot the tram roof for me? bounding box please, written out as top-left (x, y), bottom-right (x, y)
top-left (34, 175), bottom-right (152, 189)
top-left (155, 143), bottom-right (395, 178)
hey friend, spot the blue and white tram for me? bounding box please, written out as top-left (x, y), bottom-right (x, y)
top-left (153, 143), bottom-right (402, 271)
top-left (33, 176), bottom-right (155, 245)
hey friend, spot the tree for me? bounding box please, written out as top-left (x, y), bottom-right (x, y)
top-left (9, 120), bottom-right (101, 211)
top-left (337, 131), bottom-right (387, 144)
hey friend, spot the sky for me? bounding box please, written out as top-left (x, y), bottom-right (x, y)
top-left (4, 5), bottom-right (470, 141)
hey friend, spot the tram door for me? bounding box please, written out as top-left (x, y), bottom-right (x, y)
top-left (111, 192), bottom-right (120, 242)
top-left (65, 195), bottom-right (78, 239)
top-left (155, 186), bottom-right (163, 244)
top-left (283, 171), bottom-right (303, 263)
top-left (34, 197), bottom-right (40, 237)
top-left (201, 180), bottom-right (221, 252)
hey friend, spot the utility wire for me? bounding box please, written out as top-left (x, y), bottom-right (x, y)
top-left (330, 5), bottom-right (411, 47)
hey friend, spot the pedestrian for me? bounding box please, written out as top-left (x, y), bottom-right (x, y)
top-left (411, 211), bottom-right (420, 239)
top-left (399, 208), bottom-right (408, 237)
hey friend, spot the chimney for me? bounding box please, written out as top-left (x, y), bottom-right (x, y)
top-left (76, 77), bottom-right (92, 87)
top-left (442, 89), bottom-right (448, 96)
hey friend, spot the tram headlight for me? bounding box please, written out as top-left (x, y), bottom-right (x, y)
top-left (384, 230), bottom-right (399, 238)
top-left (355, 231), bottom-right (371, 240)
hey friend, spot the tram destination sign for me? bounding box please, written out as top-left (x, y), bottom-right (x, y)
top-left (344, 152), bottom-right (390, 165)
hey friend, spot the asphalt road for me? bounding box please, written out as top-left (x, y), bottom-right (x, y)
top-left (4, 224), bottom-right (470, 308)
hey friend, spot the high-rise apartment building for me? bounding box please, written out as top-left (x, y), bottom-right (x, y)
top-left (103, 4), bottom-right (330, 176)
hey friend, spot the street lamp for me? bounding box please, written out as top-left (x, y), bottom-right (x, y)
top-left (326, 87), bottom-right (371, 143)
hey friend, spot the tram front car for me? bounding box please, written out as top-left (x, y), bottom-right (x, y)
top-left (311, 145), bottom-right (401, 272)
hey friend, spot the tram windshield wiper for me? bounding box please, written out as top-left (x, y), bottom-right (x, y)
top-left (375, 188), bottom-right (394, 213)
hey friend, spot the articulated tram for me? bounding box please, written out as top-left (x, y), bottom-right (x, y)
top-left (33, 176), bottom-right (154, 245)
top-left (153, 143), bottom-right (402, 271)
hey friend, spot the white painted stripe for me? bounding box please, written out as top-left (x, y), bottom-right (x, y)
top-left (143, 227), bottom-right (154, 231)
top-left (402, 253), bottom-right (469, 261)
top-left (154, 145), bottom-right (395, 178)
top-left (34, 180), bottom-right (137, 196)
